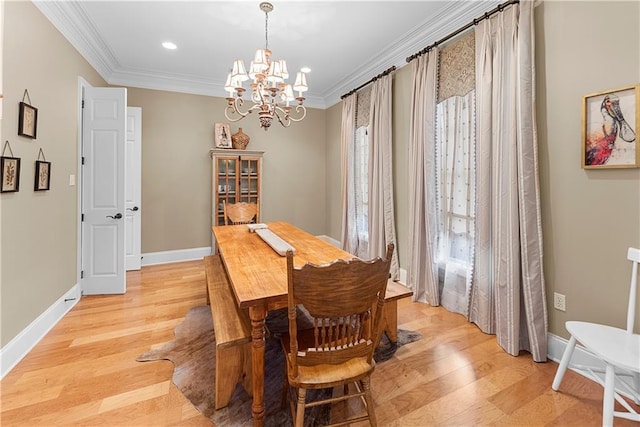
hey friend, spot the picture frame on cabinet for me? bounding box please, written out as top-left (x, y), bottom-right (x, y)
top-left (214, 122), bottom-right (232, 148)
top-left (34, 160), bottom-right (51, 191)
top-left (1, 156), bottom-right (21, 192)
top-left (582, 84), bottom-right (639, 169)
top-left (18, 102), bottom-right (38, 139)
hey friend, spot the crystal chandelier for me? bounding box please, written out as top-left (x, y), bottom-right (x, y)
top-left (224, 2), bottom-right (308, 131)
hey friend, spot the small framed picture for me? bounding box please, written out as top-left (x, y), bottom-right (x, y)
top-left (18, 102), bottom-right (38, 139)
top-left (34, 160), bottom-right (51, 191)
top-left (1, 156), bottom-right (21, 193)
top-left (214, 122), bottom-right (232, 149)
top-left (582, 84), bottom-right (639, 169)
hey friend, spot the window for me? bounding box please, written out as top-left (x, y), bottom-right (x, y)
top-left (434, 91), bottom-right (476, 314)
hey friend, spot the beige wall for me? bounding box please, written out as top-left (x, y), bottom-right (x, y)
top-left (127, 88), bottom-right (327, 253)
top-left (324, 1), bottom-right (640, 338)
top-left (536, 1), bottom-right (640, 336)
top-left (1, 2), bottom-right (327, 348)
top-left (325, 102), bottom-right (342, 241)
top-left (1, 1), bottom-right (106, 347)
top-left (2, 0), bottom-right (639, 352)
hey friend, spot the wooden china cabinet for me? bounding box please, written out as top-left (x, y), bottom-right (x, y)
top-left (210, 149), bottom-right (264, 247)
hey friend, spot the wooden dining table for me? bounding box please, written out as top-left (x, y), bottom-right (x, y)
top-left (212, 221), bottom-right (354, 426)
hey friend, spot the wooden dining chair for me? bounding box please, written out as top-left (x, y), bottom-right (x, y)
top-left (280, 243), bottom-right (394, 427)
top-left (222, 200), bottom-right (259, 225)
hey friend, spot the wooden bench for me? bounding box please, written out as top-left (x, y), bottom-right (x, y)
top-left (204, 254), bottom-right (252, 410)
top-left (381, 280), bottom-right (414, 344)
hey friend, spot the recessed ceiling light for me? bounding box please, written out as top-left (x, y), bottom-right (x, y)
top-left (300, 67), bottom-right (311, 73)
top-left (162, 42), bottom-right (177, 50)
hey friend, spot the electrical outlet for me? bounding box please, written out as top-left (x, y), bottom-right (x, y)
top-left (554, 292), bottom-right (566, 311)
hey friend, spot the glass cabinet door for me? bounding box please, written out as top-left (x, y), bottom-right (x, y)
top-left (215, 157), bottom-right (237, 225)
top-left (212, 152), bottom-right (262, 227)
top-left (239, 158), bottom-right (260, 204)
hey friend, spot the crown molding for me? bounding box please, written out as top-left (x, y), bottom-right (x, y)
top-left (107, 68), bottom-right (222, 97)
top-left (321, 0), bottom-right (501, 108)
top-left (35, 0), bottom-right (327, 108)
top-left (33, 0), bottom-right (118, 81)
top-left (107, 67), bottom-right (326, 108)
top-left (35, 0), bottom-right (500, 110)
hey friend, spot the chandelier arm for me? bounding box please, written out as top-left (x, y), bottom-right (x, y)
top-left (290, 104), bottom-right (307, 122)
top-left (225, 96), bottom-right (259, 122)
top-left (251, 82), bottom-right (270, 105)
top-left (273, 107), bottom-right (291, 128)
top-left (275, 104), bottom-right (307, 123)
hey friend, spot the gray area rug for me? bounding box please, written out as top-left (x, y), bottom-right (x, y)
top-left (137, 305), bottom-right (421, 426)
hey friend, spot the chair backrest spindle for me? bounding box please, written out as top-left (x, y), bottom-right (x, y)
top-left (223, 201), bottom-right (259, 225)
top-left (285, 244), bottom-right (394, 376)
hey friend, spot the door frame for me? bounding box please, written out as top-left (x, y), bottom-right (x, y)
top-left (125, 106), bottom-right (142, 271)
top-left (76, 77), bottom-right (88, 291)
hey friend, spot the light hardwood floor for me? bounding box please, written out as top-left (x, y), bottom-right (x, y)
top-left (1, 260), bottom-right (637, 426)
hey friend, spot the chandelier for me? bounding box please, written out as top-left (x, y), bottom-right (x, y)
top-left (224, 2), bottom-right (308, 131)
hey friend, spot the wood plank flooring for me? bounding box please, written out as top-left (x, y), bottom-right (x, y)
top-left (1, 260), bottom-right (637, 426)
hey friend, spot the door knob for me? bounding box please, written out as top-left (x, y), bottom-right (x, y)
top-left (106, 213), bottom-right (123, 219)
top-left (127, 206), bottom-right (139, 212)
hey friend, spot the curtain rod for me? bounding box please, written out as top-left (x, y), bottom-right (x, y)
top-left (340, 65), bottom-right (397, 100)
top-left (405, 0), bottom-right (519, 63)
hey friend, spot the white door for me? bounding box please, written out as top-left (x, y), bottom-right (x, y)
top-left (125, 107), bottom-right (142, 271)
top-left (82, 86), bottom-right (127, 295)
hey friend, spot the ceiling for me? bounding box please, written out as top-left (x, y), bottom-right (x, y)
top-left (34, 0), bottom-right (501, 109)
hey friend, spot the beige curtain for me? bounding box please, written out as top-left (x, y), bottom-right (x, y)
top-left (368, 74), bottom-right (399, 279)
top-left (407, 50), bottom-right (439, 305)
top-left (340, 95), bottom-right (357, 254)
top-left (472, 0), bottom-right (548, 361)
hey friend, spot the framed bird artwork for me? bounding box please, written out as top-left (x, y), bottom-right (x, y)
top-left (582, 83), bottom-right (639, 169)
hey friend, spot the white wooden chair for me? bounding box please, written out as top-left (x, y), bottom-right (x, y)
top-left (552, 247), bottom-right (640, 426)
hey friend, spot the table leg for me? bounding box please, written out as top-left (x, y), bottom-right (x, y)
top-left (382, 301), bottom-right (399, 343)
top-left (249, 305), bottom-right (267, 427)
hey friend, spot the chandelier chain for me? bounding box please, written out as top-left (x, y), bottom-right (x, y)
top-left (264, 9), bottom-right (269, 51)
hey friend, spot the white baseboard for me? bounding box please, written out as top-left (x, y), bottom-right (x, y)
top-left (6, 248), bottom-right (584, 383)
top-left (547, 332), bottom-right (604, 366)
top-left (316, 235), bottom-right (408, 284)
top-left (0, 284), bottom-right (81, 379)
top-left (548, 332), bottom-right (638, 400)
top-left (0, 246), bottom-right (211, 379)
top-left (141, 246), bottom-right (212, 266)
top-left (317, 235), bottom-right (341, 247)
top-left (398, 268), bottom-right (407, 284)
